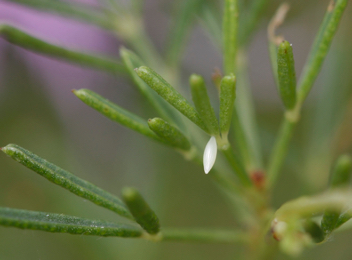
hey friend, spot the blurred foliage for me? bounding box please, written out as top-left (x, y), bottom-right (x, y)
top-left (0, 0), bottom-right (351, 259)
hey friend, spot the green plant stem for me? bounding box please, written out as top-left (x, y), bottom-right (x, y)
top-left (223, 0), bottom-right (239, 74)
top-left (297, 0), bottom-right (348, 103)
top-left (0, 207), bottom-right (142, 237)
top-left (5, 0), bottom-right (112, 29)
top-left (160, 228), bottom-right (249, 244)
top-left (267, 0), bottom-right (348, 188)
top-left (221, 146), bottom-right (252, 186)
top-left (275, 190), bottom-right (352, 221)
top-left (0, 24), bottom-right (127, 74)
top-left (1, 144), bottom-right (133, 220)
top-left (231, 110), bottom-right (251, 169)
top-left (267, 118), bottom-right (296, 187)
top-left (234, 49), bottom-right (263, 170)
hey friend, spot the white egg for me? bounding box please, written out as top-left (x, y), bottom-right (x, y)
top-left (203, 136), bottom-right (217, 174)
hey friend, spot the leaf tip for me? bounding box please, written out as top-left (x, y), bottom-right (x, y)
top-left (189, 74), bottom-right (203, 86)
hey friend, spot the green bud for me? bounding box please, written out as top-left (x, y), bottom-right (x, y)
top-left (122, 187), bottom-right (160, 235)
top-left (148, 118), bottom-right (191, 151)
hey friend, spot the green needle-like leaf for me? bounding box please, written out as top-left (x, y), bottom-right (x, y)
top-left (189, 74), bottom-right (219, 136)
top-left (298, 0), bottom-right (348, 103)
top-left (223, 0), bottom-right (239, 74)
top-left (135, 66), bottom-right (208, 133)
top-left (277, 40), bottom-right (297, 110)
top-left (267, 3), bottom-right (290, 89)
top-left (148, 118), bottom-right (191, 151)
top-left (1, 144), bottom-right (133, 220)
top-left (5, 0), bottom-right (112, 29)
top-left (0, 207), bottom-right (142, 237)
top-left (73, 89), bottom-right (160, 141)
top-left (0, 24), bottom-right (127, 74)
top-left (219, 74), bottom-right (236, 137)
top-left (321, 155), bottom-right (352, 237)
top-left (122, 187), bottom-right (160, 235)
top-left (120, 47), bottom-right (184, 128)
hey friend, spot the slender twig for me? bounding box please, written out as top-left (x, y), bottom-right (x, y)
top-left (267, 0), bottom-right (348, 188)
top-left (160, 228), bottom-right (250, 244)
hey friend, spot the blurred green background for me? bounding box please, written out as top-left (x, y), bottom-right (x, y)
top-left (0, 0), bottom-right (352, 259)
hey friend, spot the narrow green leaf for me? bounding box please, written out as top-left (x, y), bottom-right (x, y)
top-left (189, 74), bottom-right (219, 136)
top-left (0, 207), bottom-right (142, 237)
top-left (277, 40), bottom-right (297, 110)
top-left (148, 118), bottom-right (191, 151)
top-left (1, 144), bottom-right (133, 220)
top-left (223, 0), bottom-right (239, 74)
top-left (267, 3), bottom-right (290, 90)
top-left (122, 187), bottom-right (160, 235)
top-left (5, 0), bottom-right (112, 29)
top-left (0, 24), bottom-right (127, 74)
top-left (298, 0), bottom-right (348, 103)
top-left (220, 74), bottom-right (236, 137)
top-left (267, 2), bottom-right (290, 89)
top-left (73, 89), bottom-right (160, 141)
top-left (321, 155), bottom-right (352, 237)
top-left (161, 228), bottom-right (249, 243)
top-left (166, 0), bottom-right (203, 66)
top-left (135, 66), bottom-right (208, 133)
top-left (120, 47), bottom-right (185, 128)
